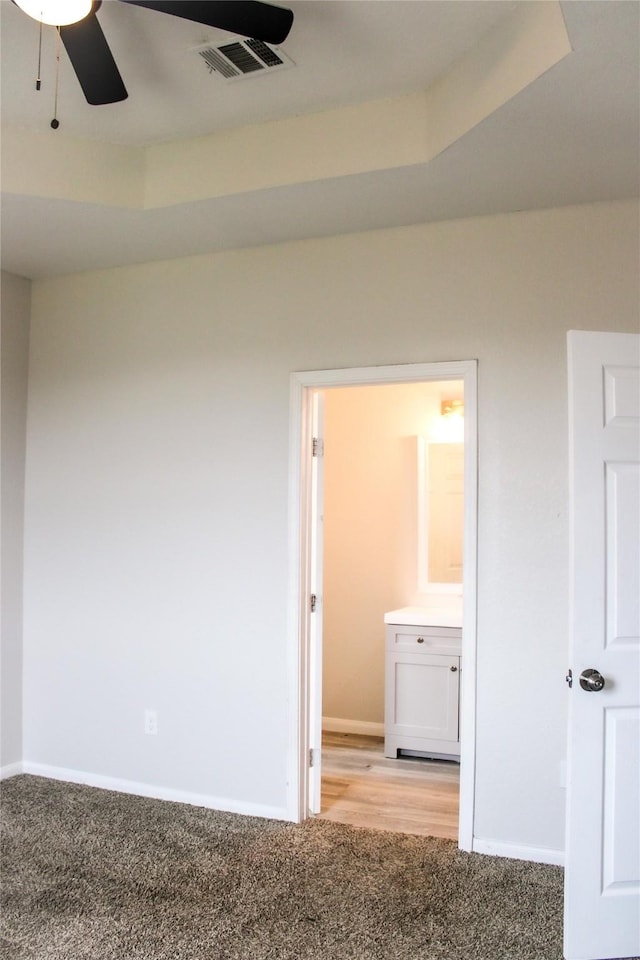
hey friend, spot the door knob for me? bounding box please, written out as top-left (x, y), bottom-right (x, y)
top-left (579, 668), bottom-right (605, 692)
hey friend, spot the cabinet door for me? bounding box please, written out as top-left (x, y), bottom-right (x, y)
top-left (386, 652), bottom-right (459, 743)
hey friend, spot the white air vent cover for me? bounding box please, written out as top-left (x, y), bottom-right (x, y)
top-left (193, 37), bottom-right (294, 82)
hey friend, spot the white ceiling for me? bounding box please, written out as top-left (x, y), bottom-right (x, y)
top-left (2, 0), bottom-right (518, 145)
top-left (1, 0), bottom-right (639, 279)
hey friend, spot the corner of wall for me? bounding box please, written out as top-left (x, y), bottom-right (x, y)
top-left (1, 270), bottom-right (32, 769)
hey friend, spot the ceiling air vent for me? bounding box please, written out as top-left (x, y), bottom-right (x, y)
top-left (193, 38), bottom-right (295, 82)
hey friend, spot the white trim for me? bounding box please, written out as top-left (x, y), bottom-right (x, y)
top-left (473, 838), bottom-right (565, 867)
top-left (286, 372), bottom-right (307, 822)
top-left (322, 717), bottom-right (385, 737)
top-left (291, 362), bottom-right (476, 389)
top-left (458, 362), bottom-right (478, 852)
top-left (417, 435), bottom-right (429, 592)
top-left (287, 360), bottom-right (478, 851)
top-left (21, 763), bottom-right (291, 821)
top-left (0, 761), bottom-right (24, 780)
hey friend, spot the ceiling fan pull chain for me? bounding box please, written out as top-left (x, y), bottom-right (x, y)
top-left (51, 25), bottom-right (61, 129)
top-left (36, 19), bottom-right (43, 90)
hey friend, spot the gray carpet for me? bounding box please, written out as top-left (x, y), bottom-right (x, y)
top-left (1, 775), bottom-right (563, 960)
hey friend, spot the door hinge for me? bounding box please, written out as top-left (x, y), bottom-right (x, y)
top-left (309, 747), bottom-right (320, 768)
top-left (310, 593), bottom-right (317, 613)
top-left (309, 748), bottom-right (314, 768)
top-left (312, 437), bottom-right (324, 457)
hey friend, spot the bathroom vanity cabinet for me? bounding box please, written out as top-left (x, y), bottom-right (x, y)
top-left (384, 607), bottom-right (462, 761)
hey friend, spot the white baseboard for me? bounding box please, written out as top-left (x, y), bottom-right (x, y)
top-left (322, 716), bottom-right (384, 737)
top-left (472, 838), bottom-right (564, 867)
top-left (0, 762), bottom-right (24, 781)
top-left (21, 762), bottom-right (291, 822)
top-left (8, 761), bottom-right (564, 866)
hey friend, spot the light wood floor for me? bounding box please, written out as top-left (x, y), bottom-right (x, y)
top-left (318, 731), bottom-right (460, 839)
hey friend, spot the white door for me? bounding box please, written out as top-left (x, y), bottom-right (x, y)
top-left (308, 390), bottom-right (324, 815)
top-left (564, 331), bottom-right (640, 960)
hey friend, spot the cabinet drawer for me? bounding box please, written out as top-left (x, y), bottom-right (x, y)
top-left (386, 624), bottom-right (461, 656)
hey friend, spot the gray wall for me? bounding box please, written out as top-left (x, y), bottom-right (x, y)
top-left (1, 270), bottom-right (31, 769)
top-left (22, 200), bottom-right (640, 852)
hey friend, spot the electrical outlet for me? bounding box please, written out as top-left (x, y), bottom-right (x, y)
top-left (144, 709), bottom-right (158, 736)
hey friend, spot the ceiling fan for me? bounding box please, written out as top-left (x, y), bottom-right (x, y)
top-left (13, 0), bottom-right (294, 106)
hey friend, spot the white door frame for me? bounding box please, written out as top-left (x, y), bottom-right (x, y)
top-left (286, 360), bottom-right (478, 851)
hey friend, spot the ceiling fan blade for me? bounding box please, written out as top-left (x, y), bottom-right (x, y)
top-left (60, 12), bottom-right (128, 105)
top-left (118, 0), bottom-right (293, 45)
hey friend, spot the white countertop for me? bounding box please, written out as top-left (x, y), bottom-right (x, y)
top-left (384, 604), bottom-right (462, 628)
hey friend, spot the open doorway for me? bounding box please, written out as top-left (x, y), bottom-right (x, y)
top-left (319, 379), bottom-right (464, 839)
top-left (288, 361), bottom-right (477, 852)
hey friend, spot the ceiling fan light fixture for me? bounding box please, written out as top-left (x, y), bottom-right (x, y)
top-left (15, 0), bottom-right (92, 26)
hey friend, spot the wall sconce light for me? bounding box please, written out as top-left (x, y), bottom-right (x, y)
top-left (441, 399), bottom-right (464, 418)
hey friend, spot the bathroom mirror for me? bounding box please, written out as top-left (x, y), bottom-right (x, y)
top-left (417, 439), bottom-right (464, 592)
